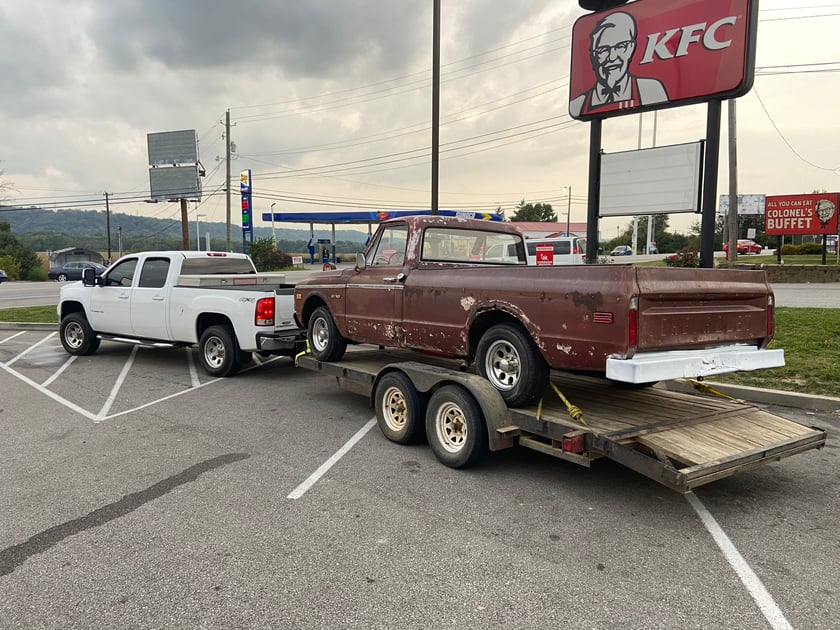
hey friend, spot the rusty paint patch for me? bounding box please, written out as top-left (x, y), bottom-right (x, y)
top-left (460, 296), bottom-right (476, 311)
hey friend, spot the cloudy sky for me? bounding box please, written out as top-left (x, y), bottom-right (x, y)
top-left (1, 0), bottom-right (838, 243)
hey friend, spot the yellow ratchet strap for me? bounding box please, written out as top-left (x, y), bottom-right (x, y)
top-left (294, 339), bottom-right (311, 366)
top-left (536, 382), bottom-right (591, 431)
top-left (683, 379), bottom-right (744, 403)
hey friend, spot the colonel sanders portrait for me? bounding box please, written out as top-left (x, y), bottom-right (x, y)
top-left (570, 11), bottom-right (669, 118)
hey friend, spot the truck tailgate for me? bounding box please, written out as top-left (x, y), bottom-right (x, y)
top-left (635, 267), bottom-right (772, 351)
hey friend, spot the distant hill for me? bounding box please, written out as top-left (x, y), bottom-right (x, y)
top-left (1, 207), bottom-right (370, 253)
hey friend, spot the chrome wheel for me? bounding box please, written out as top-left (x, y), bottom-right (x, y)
top-left (203, 335), bottom-right (226, 369)
top-left (311, 316), bottom-right (330, 353)
top-left (63, 320), bottom-right (84, 350)
top-left (482, 338), bottom-right (521, 392)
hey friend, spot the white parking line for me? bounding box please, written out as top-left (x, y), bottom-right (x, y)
top-left (95, 346), bottom-right (138, 421)
top-left (5, 332), bottom-right (57, 366)
top-left (0, 331), bottom-right (27, 345)
top-left (686, 492), bottom-right (793, 630)
top-left (287, 417), bottom-right (377, 500)
top-left (41, 355), bottom-right (77, 388)
top-left (0, 361), bottom-right (97, 421)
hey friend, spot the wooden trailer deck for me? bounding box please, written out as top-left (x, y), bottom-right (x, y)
top-left (297, 348), bottom-right (826, 492)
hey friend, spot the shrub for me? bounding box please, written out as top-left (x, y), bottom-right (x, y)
top-left (799, 242), bottom-right (823, 255)
top-left (0, 255), bottom-right (21, 280)
top-left (664, 250), bottom-right (700, 267)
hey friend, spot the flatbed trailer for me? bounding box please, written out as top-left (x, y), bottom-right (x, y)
top-left (297, 348), bottom-right (826, 493)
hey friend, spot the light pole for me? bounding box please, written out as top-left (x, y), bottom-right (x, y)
top-left (196, 213), bottom-right (206, 251)
top-left (270, 202), bottom-right (277, 247)
top-left (565, 186), bottom-right (572, 236)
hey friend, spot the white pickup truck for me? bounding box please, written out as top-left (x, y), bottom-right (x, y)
top-left (57, 251), bottom-right (305, 376)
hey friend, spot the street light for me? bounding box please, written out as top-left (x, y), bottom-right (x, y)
top-left (270, 202), bottom-right (277, 247)
top-left (196, 213), bottom-right (206, 251)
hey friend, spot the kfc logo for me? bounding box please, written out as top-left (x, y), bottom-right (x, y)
top-left (569, 0), bottom-right (757, 120)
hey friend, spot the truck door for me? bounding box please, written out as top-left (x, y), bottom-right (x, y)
top-left (344, 224), bottom-right (407, 346)
top-left (88, 257), bottom-right (138, 336)
top-left (130, 256), bottom-right (172, 340)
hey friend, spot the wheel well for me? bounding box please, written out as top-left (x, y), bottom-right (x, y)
top-left (468, 310), bottom-right (527, 357)
top-left (59, 301), bottom-right (85, 321)
top-left (196, 313), bottom-right (234, 339)
top-left (300, 296), bottom-right (328, 327)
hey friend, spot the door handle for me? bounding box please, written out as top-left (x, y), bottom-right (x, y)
top-left (383, 273), bottom-right (407, 284)
top-left (152, 295), bottom-right (165, 301)
top-left (118, 293), bottom-right (129, 300)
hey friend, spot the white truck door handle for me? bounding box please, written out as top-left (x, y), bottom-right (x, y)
top-left (152, 295), bottom-right (164, 301)
top-left (118, 293), bottom-right (129, 300)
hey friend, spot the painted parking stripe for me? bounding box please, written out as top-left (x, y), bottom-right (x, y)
top-left (0, 361), bottom-right (97, 421)
top-left (287, 417), bottom-right (377, 500)
top-left (5, 332), bottom-right (57, 366)
top-left (0, 331), bottom-right (27, 345)
top-left (686, 492), bottom-right (793, 630)
top-left (96, 346), bottom-right (138, 421)
top-left (41, 355), bottom-right (77, 388)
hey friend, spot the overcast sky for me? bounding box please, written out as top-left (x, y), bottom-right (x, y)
top-left (1, 0), bottom-right (839, 243)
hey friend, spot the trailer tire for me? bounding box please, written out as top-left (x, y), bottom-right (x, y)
top-left (476, 323), bottom-right (548, 407)
top-left (307, 306), bottom-right (347, 361)
top-left (199, 325), bottom-right (242, 377)
top-left (60, 313), bottom-right (100, 356)
top-left (375, 372), bottom-right (427, 444)
top-left (425, 385), bottom-right (487, 468)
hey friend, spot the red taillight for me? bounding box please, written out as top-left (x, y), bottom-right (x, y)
top-left (255, 297), bottom-right (275, 326)
top-left (628, 297), bottom-right (638, 349)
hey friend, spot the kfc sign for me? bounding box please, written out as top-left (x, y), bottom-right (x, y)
top-left (569, 0), bottom-right (758, 120)
top-left (765, 194), bottom-right (839, 236)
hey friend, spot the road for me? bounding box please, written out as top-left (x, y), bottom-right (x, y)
top-left (3, 270), bottom-right (840, 310)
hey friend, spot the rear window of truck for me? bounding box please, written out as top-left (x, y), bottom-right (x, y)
top-left (180, 257), bottom-right (256, 275)
top-left (421, 227), bottom-right (526, 265)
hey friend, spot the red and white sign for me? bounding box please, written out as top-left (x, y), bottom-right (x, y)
top-left (569, 0), bottom-right (757, 120)
top-left (535, 244), bottom-right (554, 266)
top-left (765, 194), bottom-right (839, 236)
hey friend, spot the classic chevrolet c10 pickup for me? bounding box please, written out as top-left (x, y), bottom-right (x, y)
top-left (293, 216), bottom-right (783, 406)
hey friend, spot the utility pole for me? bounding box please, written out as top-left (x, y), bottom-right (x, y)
top-left (180, 198), bottom-right (190, 249)
top-left (727, 99), bottom-right (739, 262)
top-left (104, 191), bottom-right (112, 262)
top-left (430, 0), bottom-right (440, 215)
top-left (566, 186), bottom-right (571, 236)
top-left (225, 109), bottom-right (232, 251)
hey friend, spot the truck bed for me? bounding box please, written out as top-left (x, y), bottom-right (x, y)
top-left (297, 347), bottom-right (826, 493)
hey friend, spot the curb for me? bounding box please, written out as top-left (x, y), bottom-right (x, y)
top-left (2, 320), bottom-right (839, 413)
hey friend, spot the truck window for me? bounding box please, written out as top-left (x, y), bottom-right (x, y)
top-left (422, 227), bottom-right (524, 264)
top-left (137, 258), bottom-right (171, 288)
top-left (368, 224), bottom-right (408, 266)
top-left (180, 257), bottom-right (256, 275)
top-left (104, 258), bottom-right (138, 287)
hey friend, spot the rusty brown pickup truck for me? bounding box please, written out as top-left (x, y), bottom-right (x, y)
top-left (293, 216), bottom-right (783, 406)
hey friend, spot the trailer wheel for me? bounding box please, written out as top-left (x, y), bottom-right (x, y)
top-left (375, 372), bottom-right (427, 444)
top-left (60, 313), bottom-right (100, 356)
top-left (425, 385), bottom-right (487, 468)
top-left (307, 306), bottom-right (347, 361)
top-left (475, 323), bottom-right (548, 407)
top-left (199, 325), bottom-right (242, 377)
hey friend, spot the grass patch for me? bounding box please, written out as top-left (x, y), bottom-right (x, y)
top-left (712, 307), bottom-right (840, 398)
top-left (0, 305), bottom-right (57, 323)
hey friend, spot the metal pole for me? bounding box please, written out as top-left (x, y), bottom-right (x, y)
top-left (104, 191), bottom-right (112, 263)
top-left (225, 109), bottom-right (232, 251)
top-left (700, 100), bottom-right (723, 268)
top-left (431, 0), bottom-right (440, 215)
top-left (727, 99), bottom-right (739, 262)
top-left (270, 202), bottom-right (277, 247)
top-left (585, 120), bottom-right (602, 263)
top-left (566, 186), bottom-right (571, 236)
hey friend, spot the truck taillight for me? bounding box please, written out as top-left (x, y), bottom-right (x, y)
top-left (628, 296), bottom-right (638, 349)
top-left (255, 297), bottom-right (275, 326)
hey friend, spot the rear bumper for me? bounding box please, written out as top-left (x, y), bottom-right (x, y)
top-left (256, 328), bottom-right (307, 354)
top-left (606, 345), bottom-right (785, 384)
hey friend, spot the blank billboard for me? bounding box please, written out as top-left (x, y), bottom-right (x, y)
top-left (147, 129), bottom-right (198, 166)
top-left (600, 141), bottom-right (704, 217)
top-left (149, 165), bottom-right (202, 201)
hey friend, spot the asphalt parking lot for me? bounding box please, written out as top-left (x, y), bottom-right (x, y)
top-left (1, 329), bottom-right (839, 629)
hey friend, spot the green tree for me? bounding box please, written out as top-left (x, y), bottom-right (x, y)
top-left (509, 200), bottom-right (557, 222)
top-left (0, 221), bottom-right (42, 280)
top-left (246, 237), bottom-right (292, 271)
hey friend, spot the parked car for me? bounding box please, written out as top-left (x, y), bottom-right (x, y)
top-left (610, 245), bottom-right (633, 256)
top-left (723, 239), bottom-right (762, 255)
top-left (0, 269), bottom-right (7, 284)
top-left (48, 261), bottom-right (107, 282)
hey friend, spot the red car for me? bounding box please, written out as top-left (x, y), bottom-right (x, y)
top-left (724, 239), bottom-right (762, 255)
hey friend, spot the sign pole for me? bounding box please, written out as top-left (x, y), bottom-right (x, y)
top-left (700, 100), bottom-right (722, 268)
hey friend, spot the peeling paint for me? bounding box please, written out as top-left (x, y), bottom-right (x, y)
top-left (556, 344), bottom-right (572, 354)
top-left (460, 296), bottom-right (476, 311)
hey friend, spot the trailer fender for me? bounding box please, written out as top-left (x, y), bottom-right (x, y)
top-left (372, 361), bottom-right (514, 451)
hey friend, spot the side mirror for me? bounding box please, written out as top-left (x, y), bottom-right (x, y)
top-left (355, 252), bottom-right (367, 271)
top-left (82, 267), bottom-right (96, 286)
